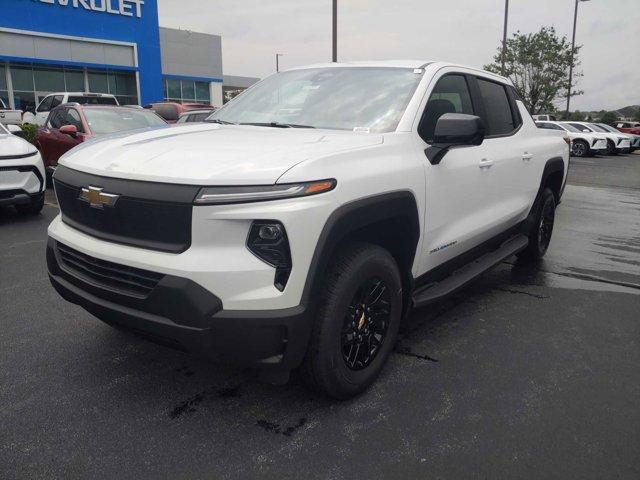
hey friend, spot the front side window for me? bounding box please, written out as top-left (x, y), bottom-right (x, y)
top-left (568, 123), bottom-right (592, 132)
top-left (49, 108), bottom-right (66, 129)
top-left (210, 67), bottom-right (423, 133)
top-left (65, 108), bottom-right (84, 132)
top-left (476, 78), bottom-right (515, 136)
top-left (560, 123), bottom-right (581, 133)
top-left (419, 74), bottom-right (474, 143)
top-left (588, 124), bottom-right (608, 133)
top-left (37, 95), bottom-right (53, 112)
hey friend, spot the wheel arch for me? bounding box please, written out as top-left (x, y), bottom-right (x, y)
top-left (300, 191), bottom-right (420, 315)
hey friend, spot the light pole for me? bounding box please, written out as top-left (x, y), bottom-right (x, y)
top-left (275, 53), bottom-right (284, 72)
top-left (332, 0), bottom-right (337, 62)
top-left (501, 0), bottom-right (509, 76)
top-left (566, 0), bottom-right (590, 117)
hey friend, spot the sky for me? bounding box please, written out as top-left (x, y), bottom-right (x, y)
top-left (158, 0), bottom-right (640, 112)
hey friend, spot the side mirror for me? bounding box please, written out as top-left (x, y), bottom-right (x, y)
top-left (59, 124), bottom-right (78, 137)
top-left (424, 113), bottom-right (485, 165)
top-left (582, 129), bottom-right (590, 133)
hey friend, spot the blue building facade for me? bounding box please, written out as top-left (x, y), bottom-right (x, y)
top-left (0, 0), bottom-right (254, 111)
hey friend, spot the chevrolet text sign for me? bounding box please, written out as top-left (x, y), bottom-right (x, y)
top-left (36, 0), bottom-right (144, 18)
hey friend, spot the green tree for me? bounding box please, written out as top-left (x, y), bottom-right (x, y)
top-left (484, 26), bottom-right (582, 114)
top-left (634, 109), bottom-right (640, 122)
top-left (599, 111), bottom-right (619, 125)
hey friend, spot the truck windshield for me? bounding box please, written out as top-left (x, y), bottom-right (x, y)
top-left (209, 67), bottom-right (423, 133)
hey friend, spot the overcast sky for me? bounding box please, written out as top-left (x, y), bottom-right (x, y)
top-left (158, 0), bottom-right (639, 111)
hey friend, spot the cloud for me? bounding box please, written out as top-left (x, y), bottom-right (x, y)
top-left (158, 0), bottom-right (640, 110)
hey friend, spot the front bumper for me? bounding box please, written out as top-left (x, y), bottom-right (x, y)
top-left (47, 238), bottom-right (312, 370)
top-left (0, 152), bottom-right (45, 205)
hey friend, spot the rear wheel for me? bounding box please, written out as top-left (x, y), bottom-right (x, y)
top-left (15, 194), bottom-right (44, 215)
top-left (301, 242), bottom-right (402, 399)
top-left (518, 188), bottom-right (556, 261)
top-left (572, 140), bottom-right (589, 157)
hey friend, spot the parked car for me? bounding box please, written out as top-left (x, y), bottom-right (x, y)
top-left (142, 102), bottom-right (212, 123)
top-left (0, 98), bottom-right (24, 126)
top-left (0, 122), bottom-right (46, 214)
top-left (176, 108), bottom-right (216, 123)
top-left (532, 114), bottom-right (558, 121)
top-left (537, 120), bottom-right (607, 157)
top-left (614, 122), bottom-right (640, 136)
top-left (36, 104), bottom-right (167, 174)
top-left (47, 61), bottom-right (569, 399)
top-left (595, 122), bottom-right (639, 153)
top-left (23, 93), bottom-right (119, 126)
top-left (565, 121), bottom-right (631, 155)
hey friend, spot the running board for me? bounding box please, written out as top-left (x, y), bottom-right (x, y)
top-left (412, 234), bottom-right (529, 308)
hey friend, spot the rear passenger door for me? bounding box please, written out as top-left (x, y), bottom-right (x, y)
top-left (472, 76), bottom-right (530, 232)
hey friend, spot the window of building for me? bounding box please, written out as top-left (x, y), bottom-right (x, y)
top-left (6, 62), bottom-right (138, 112)
top-left (163, 78), bottom-right (210, 104)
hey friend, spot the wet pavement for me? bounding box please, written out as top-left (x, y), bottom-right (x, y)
top-left (1, 154), bottom-right (639, 479)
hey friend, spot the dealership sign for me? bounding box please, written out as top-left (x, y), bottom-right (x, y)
top-left (36, 0), bottom-right (144, 18)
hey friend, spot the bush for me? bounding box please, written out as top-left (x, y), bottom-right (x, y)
top-left (19, 123), bottom-right (38, 146)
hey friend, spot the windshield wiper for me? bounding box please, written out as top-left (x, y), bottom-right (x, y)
top-left (206, 119), bottom-right (237, 125)
top-left (238, 122), bottom-right (315, 129)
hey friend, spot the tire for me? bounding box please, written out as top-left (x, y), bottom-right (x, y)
top-left (15, 194), bottom-right (44, 215)
top-left (572, 140), bottom-right (589, 157)
top-left (605, 139), bottom-right (617, 155)
top-left (301, 242), bottom-right (403, 399)
top-left (517, 188), bottom-right (556, 261)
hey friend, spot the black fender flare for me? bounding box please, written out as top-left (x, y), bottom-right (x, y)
top-left (299, 190), bottom-right (420, 308)
top-left (523, 156), bottom-right (565, 231)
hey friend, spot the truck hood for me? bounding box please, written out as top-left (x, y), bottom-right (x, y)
top-left (59, 123), bottom-right (383, 185)
top-left (0, 133), bottom-right (38, 156)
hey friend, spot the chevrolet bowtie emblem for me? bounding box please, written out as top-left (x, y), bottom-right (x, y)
top-left (79, 186), bottom-right (120, 209)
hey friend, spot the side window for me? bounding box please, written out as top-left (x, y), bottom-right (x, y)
top-left (420, 74), bottom-right (474, 143)
top-left (537, 122), bottom-right (550, 129)
top-left (49, 108), bottom-right (66, 129)
top-left (37, 96), bottom-right (53, 113)
top-left (50, 95), bottom-right (64, 109)
top-left (66, 108), bottom-right (84, 132)
top-left (476, 78), bottom-right (516, 136)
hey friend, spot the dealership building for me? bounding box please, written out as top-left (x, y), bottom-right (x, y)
top-left (0, 0), bottom-right (259, 112)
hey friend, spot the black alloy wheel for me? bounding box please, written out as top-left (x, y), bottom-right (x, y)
top-left (341, 277), bottom-right (391, 370)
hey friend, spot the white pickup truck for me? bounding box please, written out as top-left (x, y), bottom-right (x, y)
top-left (47, 61), bottom-right (569, 398)
top-left (0, 98), bottom-right (23, 126)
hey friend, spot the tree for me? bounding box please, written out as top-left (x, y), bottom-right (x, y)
top-left (635, 109), bottom-right (640, 122)
top-left (484, 26), bottom-right (582, 114)
top-left (599, 111), bottom-right (619, 125)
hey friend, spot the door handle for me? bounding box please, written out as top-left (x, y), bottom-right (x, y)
top-left (479, 158), bottom-right (494, 168)
top-left (522, 153), bottom-right (533, 161)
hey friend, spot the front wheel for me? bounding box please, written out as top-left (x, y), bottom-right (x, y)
top-left (605, 139), bottom-right (617, 155)
top-left (572, 140), bottom-right (589, 157)
top-left (518, 188), bottom-right (556, 261)
top-left (301, 243), bottom-right (402, 399)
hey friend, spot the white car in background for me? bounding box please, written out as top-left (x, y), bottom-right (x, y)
top-left (537, 121), bottom-right (607, 157)
top-left (594, 123), bottom-right (639, 154)
top-left (22, 92), bottom-right (119, 126)
top-left (0, 122), bottom-right (46, 214)
top-left (565, 121), bottom-right (631, 155)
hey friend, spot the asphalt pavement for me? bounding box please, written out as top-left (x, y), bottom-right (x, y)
top-left (1, 154), bottom-right (639, 479)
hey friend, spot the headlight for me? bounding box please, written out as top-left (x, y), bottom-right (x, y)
top-left (194, 179), bottom-right (336, 205)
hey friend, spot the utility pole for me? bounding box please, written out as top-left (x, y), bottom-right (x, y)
top-left (566, 0), bottom-right (590, 117)
top-left (332, 0), bottom-right (337, 62)
top-left (501, 0), bottom-right (509, 76)
top-left (275, 53), bottom-right (284, 72)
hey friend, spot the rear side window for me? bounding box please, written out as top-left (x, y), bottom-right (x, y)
top-left (68, 96), bottom-right (118, 105)
top-left (476, 78), bottom-right (516, 136)
top-left (51, 95), bottom-right (64, 109)
top-left (420, 74), bottom-right (474, 143)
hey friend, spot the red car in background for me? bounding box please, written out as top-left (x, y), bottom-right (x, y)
top-left (615, 121), bottom-right (640, 135)
top-left (142, 102), bottom-right (212, 123)
top-left (36, 104), bottom-right (167, 175)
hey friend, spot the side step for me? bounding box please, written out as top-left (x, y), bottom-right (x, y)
top-left (412, 234), bottom-right (529, 308)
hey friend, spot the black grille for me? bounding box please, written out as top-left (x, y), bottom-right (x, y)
top-left (56, 242), bottom-right (164, 298)
top-left (53, 166), bottom-right (200, 253)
